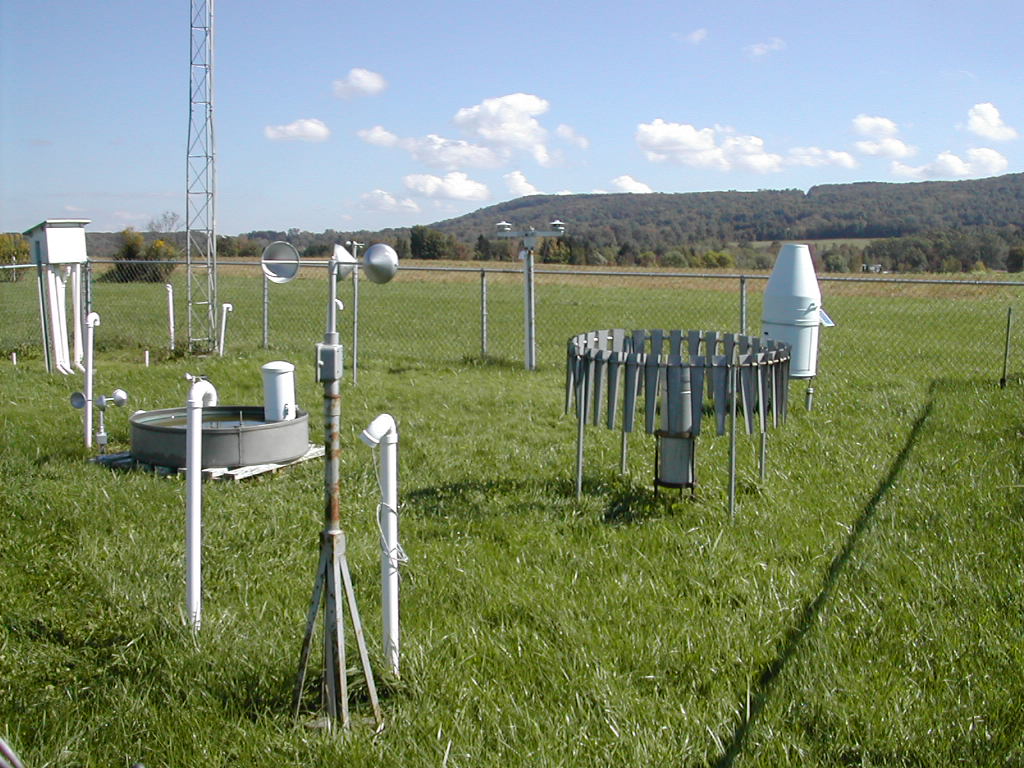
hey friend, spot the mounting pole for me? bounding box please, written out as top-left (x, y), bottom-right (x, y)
top-left (495, 219), bottom-right (566, 370)
top-left (346, 240), bottom-right (364, 385)
top-left (293, 257), bottom-right (382, 730)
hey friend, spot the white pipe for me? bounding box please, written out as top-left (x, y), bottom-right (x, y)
top-left (83, 312), bottom-right (100, 448)
top-left (166, 283), bottom-right (175, 351)
top-left (72, 263), bottom-right (85, 371)
top-left (47, 267), bottom-right (73, 374)
top-left (186, 375), bottom-right (218, 630)
top-left (360, 413), bottom-right (400, 676)
top-left (217, 303), bottom-right (233, 357)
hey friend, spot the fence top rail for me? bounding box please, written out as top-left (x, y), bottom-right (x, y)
top-left (71, 259), bottom-right (1024, 288)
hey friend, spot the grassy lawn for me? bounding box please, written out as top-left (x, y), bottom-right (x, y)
top-left (1, 272), bottom-right (1022, 766)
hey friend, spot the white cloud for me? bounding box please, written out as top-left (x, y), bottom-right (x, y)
top-left (636, 119), bottom-right (783, 172)
top-left (405, 134), bottom-right (504, 169)
top-left (453, 93), bottom-right (554, 166)
top-left (892, 147), bottom-right (1008, 179)
top-left (264, 118), bottom-right (330, 142)
top-left (853, 114), bottom-right (900, 138)
top-left (504, 171), bottom-right (540, 196)
top-left (358, 126), bottom-right (503, 169)
top-left (854, 137), bottom-right (916, 159)
top-left (636, 119), bottom-right (721, 166)
top-left (787, 146), bottom-right (858, 168)
top-left (684, 28), bottom-right (708, 44)
top-left (360, 189), bottom-right (420, 213)
top-left (851, 114), bottom-right (915, 158)
top-left (967, 102), bottom-right (1018, 141)
top-left (746, 37), bottom-right (785, 58)
top-left (556, 124), bottom-right (590, 150)
top-left (357, 125), bottom-right (399, 147)
top-left (403, 171), bottom-right (490, 201)
top-left (113, 210), bottom-right (148, 223)
top-left (333, 68), bottom-right (387, 99)
top-left (721, 134), bottom-right (783, 172)
top-left (611, 175), bottom-right (653, 193)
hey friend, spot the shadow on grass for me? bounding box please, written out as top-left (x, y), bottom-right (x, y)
top-left (459, 354), bottom-right (525, 371)
top-left (711, 395), bottom-right (935, 768)
top-left (405, 477), bottom-right (567, 516)
top-left (602, 481), bottom-right (697, 524)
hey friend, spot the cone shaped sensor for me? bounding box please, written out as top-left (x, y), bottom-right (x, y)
top-left (762, 243), bottom-right (822, 378)
top-left (332, 244), bottom-right (357, 280)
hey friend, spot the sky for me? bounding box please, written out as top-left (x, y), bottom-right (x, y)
top-left (2, 0), bottom-right (1022, 235)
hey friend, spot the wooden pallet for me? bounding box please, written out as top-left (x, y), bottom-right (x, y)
top-left (93, 443), bottom-right (325, 481)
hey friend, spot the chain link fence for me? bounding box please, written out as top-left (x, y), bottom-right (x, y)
top-left (3, 259), bottom-right (1023, 388)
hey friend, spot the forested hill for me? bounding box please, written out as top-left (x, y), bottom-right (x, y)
top-left (427, 173), bottom-right (1024, 249)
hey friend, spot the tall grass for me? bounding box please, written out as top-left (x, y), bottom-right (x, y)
top-left (0, 278), bottom-right (1021, 766)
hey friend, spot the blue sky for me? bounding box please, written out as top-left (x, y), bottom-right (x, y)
top-left (2, 0), bottom-right (1021, 235)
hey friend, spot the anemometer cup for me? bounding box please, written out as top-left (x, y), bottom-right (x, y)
top-left (261, 240), bottom-right (398, 285)
top-left (260, 241), bottom-right (301, 284)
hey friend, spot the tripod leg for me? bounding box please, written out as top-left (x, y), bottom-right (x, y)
top-left (292, 542), bottom-right (330, 719)
top-left (328, 535), bottom-right (350, 727)
top-left (339, 547), bottom-right (383, 728)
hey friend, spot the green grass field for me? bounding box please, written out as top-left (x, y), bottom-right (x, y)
top-left (1, 270), bottom-right (1023, 766)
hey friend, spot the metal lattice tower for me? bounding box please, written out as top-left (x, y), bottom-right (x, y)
top-left (186, 0), bottom-right (217, 351)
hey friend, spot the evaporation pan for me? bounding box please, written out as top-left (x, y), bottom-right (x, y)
top-left (130, 405), bottom-right (310, 469)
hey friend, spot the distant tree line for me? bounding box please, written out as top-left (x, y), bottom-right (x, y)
top-left (72, 173), bottom-right (1024, 276)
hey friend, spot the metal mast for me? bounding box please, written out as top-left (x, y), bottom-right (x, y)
top-left (186, 0), bottom-right (217, 351)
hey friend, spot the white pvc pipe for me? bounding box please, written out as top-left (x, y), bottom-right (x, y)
top-left (186, 376), bottom-right (218, 630)
top-left (218, 303), bottom-right (233, 357)
top-left (166, 283), bottom-right (175, 351)
top-left (47, 267), bottom-right (73, 374)
top-left (360, 413), bottom-right (400, 676)
top-left (72, 263), bottom-right (85, 371)
top-left (83, 312), bottom-right (100, 448)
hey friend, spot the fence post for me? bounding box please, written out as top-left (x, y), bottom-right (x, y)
top-left (481, 269), bottom-right (489, 358)
top-left (262, 273), bottom-right (269, 349)
top-left (353, 267), bottom-right (360, 385)
top-left (525, 249), bottom-right (536, 370)
top-left (1000, 305), bottom-right (1013, 388)
top-left (739, 275), bottom-right (747, 336)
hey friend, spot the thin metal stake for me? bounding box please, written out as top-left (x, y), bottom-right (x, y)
top-left (759, 431), bottom-right (767, 483)
top-left (728, 350), bottom-right (738, 518)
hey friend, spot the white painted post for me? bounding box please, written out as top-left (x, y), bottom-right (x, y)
top-left (166, 283), bottom-right (175, 351)
top-left (217, 303), bottom-right (233, 356)
top-left (185, 375), bottom-right (218, 630)
top-left (361, 414), bottom-right (400, 676)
